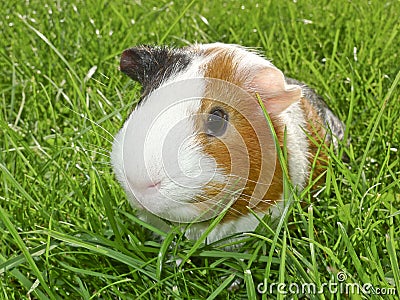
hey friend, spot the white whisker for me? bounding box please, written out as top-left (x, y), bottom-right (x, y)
top-left (60, 104), bottom-right (116, 142)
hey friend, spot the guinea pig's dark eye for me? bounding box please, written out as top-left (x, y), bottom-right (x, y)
top-left (205, 108), bottom-right (228, 137)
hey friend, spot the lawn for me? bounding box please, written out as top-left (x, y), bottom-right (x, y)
top-left (1, 0), bottom-right (399, 299)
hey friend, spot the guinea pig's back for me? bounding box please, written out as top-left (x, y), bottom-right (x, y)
top-left (285, 77), bottom-right (346, 148)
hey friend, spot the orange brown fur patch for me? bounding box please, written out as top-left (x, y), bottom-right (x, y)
top-left (194, 46), bottom-right (285, 221)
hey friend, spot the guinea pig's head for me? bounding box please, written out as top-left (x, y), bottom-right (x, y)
top-left (111, 43), bottom-right (302, 224)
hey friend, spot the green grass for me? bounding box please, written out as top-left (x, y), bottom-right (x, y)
top-left (1, 0), bottom-right (399, 299)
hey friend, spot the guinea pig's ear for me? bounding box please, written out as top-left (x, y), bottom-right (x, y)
top-left (252, 66), bottom-right (302, 115)
top-left (120, 45), bottom-right (158, 85)
top-left (120, 45), bottom-right (191, 91)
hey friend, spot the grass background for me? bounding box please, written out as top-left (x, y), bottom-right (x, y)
top-left (1, 0), bottom-right (399, 299)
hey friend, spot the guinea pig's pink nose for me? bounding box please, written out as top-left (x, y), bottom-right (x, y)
top-left (145, 181), bottom-right (161, 192)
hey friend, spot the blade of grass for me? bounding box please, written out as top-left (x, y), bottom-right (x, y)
top-left (58, 261), bottom-right (121, 280)
top-left (354, 69), bottom-right (400, 191)
top-left (159, 0), bottom-right (196, 43)
top-left (19, 16), bottom-right (80, 82)
top-left (89, 278), bottom-right (133, 300)
top-left (307, 205), bottom-right (325, 299)
top-left (244, 269), bottom-right (257, 299)
top-left (180, 194), bottom-right (238, 266)
top-left (256, 93), bottom-right (295, 299)
top-left (0, 254), bottom-right (50, 300)
top-left (206, 274), bottom-right (236, 300)
top-left (277, 230), bottom-right (286, 300)
top-left (156, 228), bottom-right (178, 280)
top-left (337, 222), bottom-right (370, 284)
top-left (118, 209), bottom-right (168, 238)
top-left (0, 206), bottom-right (56, 299)
top-left (387, 203), bottom-right (400, 292)
top-left (0, 163), bottom-right (48, 218)
top-left (0, 243), bottom-right (58, 274)
top-left (47, 230), bottom-right (158, 280)
top-left (98, 180), bottom-right (124, 249)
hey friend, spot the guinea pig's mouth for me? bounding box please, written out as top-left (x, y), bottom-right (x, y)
top-left (126, 175), bottom-right (162, 197)
top-left (126, 174), bottom-right (238, 223)
top-left (143, 180), bottom-right (161, 192)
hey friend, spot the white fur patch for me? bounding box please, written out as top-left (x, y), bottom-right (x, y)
top-left (199, 43), bottom-right (274, 69)
top-left (278, 102), bottom-right (310, 188)
top-left (111, 56), bottom-right (227, 224)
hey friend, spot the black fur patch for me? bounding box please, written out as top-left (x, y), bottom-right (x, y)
top-left (120, 45), bottom-right (194, 99)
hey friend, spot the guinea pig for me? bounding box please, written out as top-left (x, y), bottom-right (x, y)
top-left (111, 43), bottom-right (345, 243)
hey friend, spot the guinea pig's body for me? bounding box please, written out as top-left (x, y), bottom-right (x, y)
top-left (111, 43), bottom-right (345, 243)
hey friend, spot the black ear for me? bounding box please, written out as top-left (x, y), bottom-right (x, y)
top-left (120, 45), bottom-right (192, 94)
top-left (120, 45), bottom-right (161, 85)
